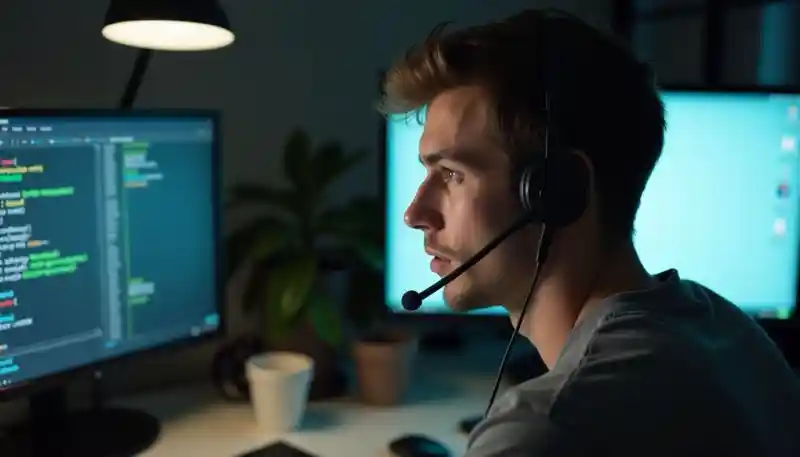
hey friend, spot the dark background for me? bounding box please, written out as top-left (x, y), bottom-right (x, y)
top-left (1, 0), bottom-right (799, 421)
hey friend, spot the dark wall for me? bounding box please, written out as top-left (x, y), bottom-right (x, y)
top-left (632, 0), bottom-right (800, 86)
top-left (1, 0), bottom-right (797, 423)
top-left (0, 0), bottom-right (610, 423)
top-left (0, 0), bottom-right (609, 220)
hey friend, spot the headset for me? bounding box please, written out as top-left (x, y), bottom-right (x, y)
top-left (400, 9), bottom-right (591, 418)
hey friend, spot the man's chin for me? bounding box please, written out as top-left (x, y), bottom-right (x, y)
top-left (443, 287), bottom-right (494, 313)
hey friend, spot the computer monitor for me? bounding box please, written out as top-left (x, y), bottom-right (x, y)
top-left (0, 110), bottom-right (222, 456)
top-left (384, 88), bottom-right (800, 321)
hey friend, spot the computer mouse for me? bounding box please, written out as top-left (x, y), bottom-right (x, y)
top-left (457, 416), bottom-right (481, 435)
top-left (388, 434), bottom-right (451, 457)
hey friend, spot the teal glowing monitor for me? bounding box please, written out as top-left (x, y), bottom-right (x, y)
top-left (384, 89), bottom-right (800, 320)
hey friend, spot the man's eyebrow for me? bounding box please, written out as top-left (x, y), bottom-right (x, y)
top-left (418, 149), bottom-right (449, 166)
top-left (418, 148), bottom-right (483, 168)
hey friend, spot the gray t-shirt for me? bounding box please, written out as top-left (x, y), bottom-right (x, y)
top-left (466, 270), bottom-right (800, 457)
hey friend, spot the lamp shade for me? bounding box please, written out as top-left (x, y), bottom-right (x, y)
top-left (102, 0), bottom-right (234, 51)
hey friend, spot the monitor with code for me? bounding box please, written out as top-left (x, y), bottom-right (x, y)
top-left (0, 111), bottom-right (221, 390)
top-left (385, 90), bottom-right (800, 319)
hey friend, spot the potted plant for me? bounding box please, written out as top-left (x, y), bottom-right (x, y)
top-left (225, 128), bottom-right (383, 400)
top-left (346, 265), bottom-right (419, 406)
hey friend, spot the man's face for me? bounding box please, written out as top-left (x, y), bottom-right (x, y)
top-left (404, 86), bottom-right (541, 312)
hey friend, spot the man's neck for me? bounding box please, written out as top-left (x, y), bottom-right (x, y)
top-left (516, 240), bottom-right (656, 369)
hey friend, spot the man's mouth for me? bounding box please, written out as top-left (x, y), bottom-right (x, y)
top-left (425, 247), bottom-right (454, 275)
top-left (430, 256), bottom-right (451, 275)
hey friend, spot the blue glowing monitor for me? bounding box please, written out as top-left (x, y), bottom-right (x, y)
top-left (0, 110), bottom-right (221, 391)
top-left (385, 90), bottom-right (800, 319)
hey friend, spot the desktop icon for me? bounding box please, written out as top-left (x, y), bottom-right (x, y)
top-left (781, 135), bottom-right (797, 153)
top-left (777, 182), bottom-right (790, 198)
top-left (774, 217), bottom-right (787, 237)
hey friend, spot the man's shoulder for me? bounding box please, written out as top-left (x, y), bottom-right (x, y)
top-left (466, 273), bottom-right (774, 455)
top-left (465, 373), bottom-right (591, 456)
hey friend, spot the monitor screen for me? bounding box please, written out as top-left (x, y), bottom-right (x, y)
top-left (0, 111), bottom-right (220, 390)
top-left (385, 90), bottom-right (800, 319)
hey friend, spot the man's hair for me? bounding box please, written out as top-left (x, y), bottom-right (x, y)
top-left (379, 9), bottom-right (666, 242)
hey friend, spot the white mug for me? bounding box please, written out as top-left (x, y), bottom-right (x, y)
top-left (245, 351), bottom-right (314, 432)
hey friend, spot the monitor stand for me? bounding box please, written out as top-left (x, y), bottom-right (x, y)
top-left (1, 386), bottom-right (161, 457)
top-left (456, 352), bottom-right (548, 435)
top-left (420, 325), bottom-right (465, 352)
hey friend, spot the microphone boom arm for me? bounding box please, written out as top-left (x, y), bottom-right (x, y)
top-left (402, 212), bottom-right (537, 310)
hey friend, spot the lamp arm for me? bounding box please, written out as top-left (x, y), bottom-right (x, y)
top-left (119, 48), bottom-right (154, 109)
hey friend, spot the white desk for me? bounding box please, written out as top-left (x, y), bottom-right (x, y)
top-left (124, 348), bottom-right (507, 457)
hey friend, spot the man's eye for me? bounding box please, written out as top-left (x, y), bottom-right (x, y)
top-left (441, 168), bottom-right (464, 184)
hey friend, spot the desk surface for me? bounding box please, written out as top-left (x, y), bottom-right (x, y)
top-left (123, 348), bottom-right (506, 457)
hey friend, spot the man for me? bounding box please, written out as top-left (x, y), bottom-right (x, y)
top-left (381, 8), bottom-right (800, 457)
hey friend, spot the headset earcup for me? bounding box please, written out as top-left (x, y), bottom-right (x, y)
top-left (518, 152), bottom-right (589, 227)
top-left (546, 153), bottom-right (590, 227)
top-left (518, 166), bottom-right (537, 213)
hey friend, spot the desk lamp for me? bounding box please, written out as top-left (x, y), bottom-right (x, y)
top-left (102, 0), bottom-right (235, 108)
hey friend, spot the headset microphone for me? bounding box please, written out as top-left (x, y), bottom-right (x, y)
top-left (401, 211), bottom-right (539, 311)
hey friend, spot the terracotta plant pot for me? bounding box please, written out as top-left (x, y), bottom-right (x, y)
top-left (352, 331), bottom-right (417, 406)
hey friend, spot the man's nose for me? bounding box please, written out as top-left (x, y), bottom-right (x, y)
top-left (404, 185), bottom-right (444, 231)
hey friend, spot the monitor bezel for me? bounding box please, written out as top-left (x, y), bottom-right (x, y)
top-left (379, 84), bottom-right (800, 326)
top-left (0, 108), bottom-right (225, 401)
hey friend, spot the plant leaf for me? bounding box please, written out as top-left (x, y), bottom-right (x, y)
top-left (314, 146), bottom-right (369, 188)
top-left (347, 240), bottom-right (384, 271)
top-left (310, 142), bottom-right (369, 193)
top-left (306, 291), bottom-right (343, 348)
top-left (314, 195), bottom-right (384, 270)
top-left (241, 260), bottom-right (271, 314)
top-left (263, 296), bottom-right (295, 346)
top-left (249, 227), bottom-right (288, 262)
top-left (264, 253), bottom-right (318, 324)
top-left (345, 266), bottom-right (387, 332)
top-left (226, 183), bottom-right (301, 217)
top-left (310, 141), bottom-right (344, 190)
top-left (283, 129), bottom-right (313, 193)
top-left (316, 196), bottom-right (383, 240)
top-left (225, 216), bottom-right (291, 280)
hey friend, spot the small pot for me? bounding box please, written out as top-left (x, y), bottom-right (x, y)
top-left (352, 330), bottom-right (418, 406)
